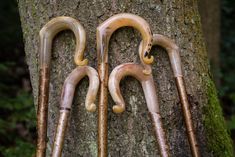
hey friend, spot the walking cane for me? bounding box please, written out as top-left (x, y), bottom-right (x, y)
top-left (146, 34), bottom-right (200, 157)
top-left (108, 63), bottom-right (170, 157)
top-left (51, 66), bottom-right (99, 157)
top-left (108, 34), bottom-right (201, 157)
top-left (96, 13), bottom-right (153, 157)
top-left (37, 16), bottom-right (87, 157)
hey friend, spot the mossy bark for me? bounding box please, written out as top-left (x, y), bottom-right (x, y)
top-left (18, 0), bottom-right (233, 156)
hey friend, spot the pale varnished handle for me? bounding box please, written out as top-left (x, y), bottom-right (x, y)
top-left (108, 63), bottom-right (170, 157)
top-left (37, 16), bottom-right (87, 157)
top-left (52, 66), bottom-right (99, 157)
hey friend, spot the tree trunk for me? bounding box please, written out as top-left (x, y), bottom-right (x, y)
top-left (18, 0), bottom-right (233, 157)
top-left (198, 0), bottom-right (221, 87)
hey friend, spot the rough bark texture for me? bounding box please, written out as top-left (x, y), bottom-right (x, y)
top-left (198, 0), bottom-right (221, 86)
top-left (18, 0), bottom-right (233, 156)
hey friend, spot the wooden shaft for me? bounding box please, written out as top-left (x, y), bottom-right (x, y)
top-left (51, 110), bottom-right (70, 157)
top-left (140, 34), bottom-right (200, 156)
top-left (36, 66), bottom-right (49, 157)
top-left (51, 66), bottom-right (99, 157)
top-left (149, 112), bottom-right (169, 157)
top-left (96, 13), bottom-right (153, 157)
top-left (98, 63), bottom-right (108, 157)
top-left (37, 16), bottom-right (87, 157)
top-left (142, 78), bottom-right (170, 157)
top-left (175, 77), bottom-right (200, 157)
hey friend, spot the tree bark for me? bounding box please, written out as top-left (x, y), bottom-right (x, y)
top-left (18, 0), bottom-right (233, 157)
top-left (198, 0), bottom-right (221, 87)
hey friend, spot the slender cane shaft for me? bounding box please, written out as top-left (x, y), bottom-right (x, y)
top-left (98, 63), bottom-right (108, 157)
top-left (97, 13), bottom-right (153, 156)
top-left (149, 112), bottom-right (169, 157)
top-left (51, 66), bottom-right (99, 157)
top-left (37, 17), bottom-right (87, 157)
top-left (51, 110), bottom-right (70, 157)
top-left (142, 78), bottom-right (170, 157)
top-left (175, 77), bottom-right (200, 157)
top-left (146, 34), bottom-right (200, 156)
top-left (36, 66), bottom-right (50, 157)
top-left (109, 63), bottom-right (170, 156)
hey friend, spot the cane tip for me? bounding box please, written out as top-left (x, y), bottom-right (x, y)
top-left (86, 103), bottom-right (96, 112)
top-left (143, 55), bottom-right (154, 64)
top-left (113, 105), bottom-right (125, 113)
top-left (75, 58), bottom-right (88, 66)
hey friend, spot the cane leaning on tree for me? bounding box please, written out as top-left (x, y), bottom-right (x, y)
top-left (51, 66), bottom-right (99, 157)
top-left (139, 34), bottom-right (201, 157)
top-left (37, 16), bottom-right (87, 157)
top-left (108, 62), bottom-right (170, 157)
top-left (96, 13), bottom-right (154, 157)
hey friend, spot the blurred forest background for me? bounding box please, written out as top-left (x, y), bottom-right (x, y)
top-left (0, 0), bottom-right (234, 156)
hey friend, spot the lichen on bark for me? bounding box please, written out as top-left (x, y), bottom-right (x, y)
top-left (203, 77), bottom-right (233, 157)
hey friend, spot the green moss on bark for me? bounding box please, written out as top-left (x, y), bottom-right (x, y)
top-left (203, 78), bottom-right (234, 157)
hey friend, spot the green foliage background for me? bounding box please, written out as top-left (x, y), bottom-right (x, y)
top-left (0, 0), bottom-right (234, 156)
top-left (221, 0), bottom-right (235, 137)
top-left (0, 1), bottom-right (36, 157)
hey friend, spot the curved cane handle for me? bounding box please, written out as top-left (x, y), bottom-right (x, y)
top-left (37, 16), bottom-right (87, 157)
top-left (39, 16), bottom-right (88, 66)
top-left (97, 13), bottom-right (153, 65)
top-left (96, 13), bottom-right (154, 157)
top-left (140, 34), bottom-right (200, 157)
top-left (61, 66), bottom-right (99, 112)
top-left (152, 34), bottom-right (182, 77)
top-left (108, 63), bottom-right (152, 113)
top-left (108, 63), bottom-right (170, 157)
top-left (51, 66), bottom-right (99, 157)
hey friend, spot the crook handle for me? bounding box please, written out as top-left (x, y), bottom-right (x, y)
top-left (96, 13), bottom-right (154, 157)
top-left (108, 63), bottom-right (149, 113)
top-left (37, 16), bottom-right (88, 157)
top-left (108, 63), bottom-right (170, 157)
top-left (51, 66), bottom-right (99, 157)
top-left (144, 33), bottom-right (200, 157)
top-left (39, 16), bottom-right (87, 67)
top-left (97, 13), bottom-right (154, 65)
top-left (151, 34), bottom-right (182, 77)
